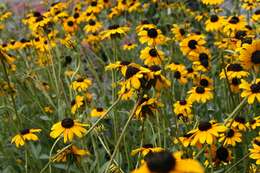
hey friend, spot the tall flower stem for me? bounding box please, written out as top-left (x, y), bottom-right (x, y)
top-left (105, 94), bottom-right (143, 173)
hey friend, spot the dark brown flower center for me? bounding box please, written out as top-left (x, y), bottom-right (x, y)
top-left (235, 30), bottom-right (247, 40)
top-left (179, 28), bottom-right (185, 36)
top-left (91, 1), bottom-right (97, 6)
top-left (242, 37), bottom-right (252, 45)
top-left (108, 25), bottom-right (119, 30)
top-left (235, 116), bottom-right (246, 124)
top-left (73, 13), bottom-right (80, 19)
top-left (198, 121), bottom-right (212, 131)
top-left (255, 9), bottom-right (260, 15)
top-left (188, 40), bottom-right (197, 49)
top-left (195, 86), bottom-right (205, 94)
top-left (226, 129), bottom-right (235, 137)
top-left (147, 28), bottom-right (158, 38)
top-left (231, 78), bottom-right (241, 85)
top-left (125, 66), bottom-right (140, 79)
top-left (149, 65), bottom-right (161, 72)
top-left (76, 78), bottom-right (84, 82)
top-left (183, 133), bottom-right (193, 138)
top-left (216, 147), bottom-right (229, 162)
top-left (250, 119), bottom-right (256, 124)
top-left (200, 79), bottom-right (209, 87)
top-left (210, 15), bottom-right (219, 22)
top-left (89, 19), bottom-right (96, 26)
top-left (229, 16), bottom-right (239, 24)
top-left (149, 48), bottom-right (158, 57)
top-left (187, 67), bottom-right (194, 73)
top-left (61, 118), bottom-right (74, 128)
top-left (250, 83), bottom-right (260, 93)
top-left (20, 128), bottom-right (30, 135)
top-left (120, 61), bottom-right (130, 66)
top-left (174, 71), bottom-right (181, 79)
top-left (227, 63), bottom-right (243, 71)
top-left (142, 144), bottom-right (153, 148)
top-left (254, 139), bottom-right (260, 146)
top-left (96, 107), bottom-right (104, 112)
top-left (251, 50), bottom-right (260, 64)
top-left (179, 100), bottom-right (187, 105)
top-left (145, 151), bottom-right (176, 173)
top-left (67, 21), bottom-right (74, 26)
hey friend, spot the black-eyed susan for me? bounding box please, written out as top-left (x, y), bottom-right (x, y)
top-left (71, 78), bottom-right (92, 92)
top-left (123, 43), bottom-right (137, 50)
top-left (219, 128), bottom-right (242, 146)
top-left (84, 19), bottom-right (102, 33)
top-left (11, 128), bottom-right (41, 148)
top-left (132, 150), bottom-right (204, 173)
top-left (148, 65), bottom-right (171, 91)
top-left (71, 95), bottom-right (84, 114)
top-left (176, 112), bottom-right (193, 123)
top-left (201, 0), bottom-right (224, 5)
top-left (223, 15), bottom-right (247, 35)
top-left (205, 14), bottom-right (225, 32)
top-left (188, 47), bottom-right (211, 62)
top-left (138, 27), bottom-right (166, 46)
top-left (226, 116), bottom-right (247, 131)
top-left (207, 146), bottom-right (232, 166)
top-left (136, 20), bottom-right (155, 33)
top-left (249, 137), bottom-right (260, 165)
top-left (100, 25), bottom-right (129, 40)
top-left (238, 39), bottom-right (260, 70)
top-left (241, 0), bottom-right (259, 10)
top-left (135, 95), bottom-right (163, 120)
top-left (187, 86), bottom-right (213, 103)
top-left (131, 144), bottom-right (164, 157)
top-left (239, 79), bottom-right (260, 104)
top-left (63, 17), bottom-right (78, 33)
top-left (180, 35), bottom-right (206, 59)
top-left (186, 67), bottom-right (199, 79)
top-left (247, 116), bottom-right (260, 130)
top-left (140, 47), bottom-right (165, 66)
top-left (86, 1), bottom-right (103, 14)
top-left (53, 145), bottom-right (90, 162)
top-left (230, 77), bottom-right (242, 93)
top-left (173, 99), bottom-right (192, 115)
top-left (194, 75), bottom-right (213, 89)
top-left (219, 63), bottom-right (249, 79)
top-left (105, 60), bottom-right (131, 73)
top-left (251, 9), bottom-right (260, 23)
top-left (171, 24), bottom-right (186, 42)
top-left (50, 118), bottom-right (88, 143)
top-left (188, 121), bottom-right (226, 145)
top-left (167, 65), bottom-right (188, 85)
top-left (90, 107), bottom-right (106, 117)
top-left (174, 133), bottom-right (194, 147)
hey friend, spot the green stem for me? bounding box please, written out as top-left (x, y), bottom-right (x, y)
top-left (224, 153), bottom-right (250, 173)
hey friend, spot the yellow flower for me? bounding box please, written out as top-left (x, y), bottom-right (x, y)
top-left (140, 47), bottom-right (165, 66)
top-left (100, 25), bottom-right (129, 40)
top-left (219, 63), bottom-right (249, 79)
top-left (219, 128), bottom-right (242, 146)
top-left (226, 116), bottom-right (247, 131)
top-left (247, 116), bottom-right (260, 130)
top-left (201, 0), bottom-right (224, 5)
top-left (50, 118), bottom-right (88, 143)
top-left (239, 79), bottom-right (260, 104)
top-left (187, 86), bottom-right (213, 103)
top-left (223, 15), bottom-right (247, 35)
top-left (171, 24), bottom-right (186, 42)
top-left (90, 107), bottom-right (106, 117)
top-left (71, 78), bottom-right (92, 92)
top-left (249, 137), bottom-right (260, 165)
top-left (63, 17), bottom-right (78, 33)
top-left (131, 144), bottom-right (164, 157)
top-left (123, 43), bottom-right (137, 50)
top-left (173, 99), bottom-right (192, 115)
top-left (188, 121), bottom-right (226, 145)
top-left (71, 95), bottom-right (84, 114)
top-left (53, 145), bottom-right (90, 162)
top-left (84, 19), bottom-right (103, 33)
top-left (132, 150), bottom-right (204, 173)
top-left (138, 27), bottom-right (166, 46)
top-left (205, 15), bottom-right (225, 32)
top-left (11, 128), bottom-right (41, 148)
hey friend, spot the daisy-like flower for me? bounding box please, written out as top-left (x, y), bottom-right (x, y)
top-left (71, 78), bottom-right (92, 92)
top-left (207, 146), bottom-right (232, 166)
top-left (148, 65), bottom-right (171, 91)
top-left (188, 47), bottom-right (211, 62)
top-left (140, 47), bottom-right (165, 66)
top-left (100, 25), bottom-right (129, 40)
top-left (187, 86), bottom-right (213, 103)
top-left (251, 9), bottom-right (260, 23)
top-left (105, 61), bottom-right (131, 74)
top-left (53, 145), bottom-right (90, 162)
top-left (241, 0), bottom-right (259, 10)
top-left (85, 1), bottom-right (103, 14)
top-left (194, 75), bottom-right (213, 89)
top-left (205, 14), bottom-right (225, 32)
top-left (226, 116), bottom-right (247, 131)
top-left (123, 43), bottom-right (137, 50)
top-left (247, 116), bottom-right (260, 130)
top-left (167, 65), bottom-right (188, 85)
top-left (71, 95), bottom-right (84, 114)
top-left (180, 35), bottom-right (206, 59)
top-left (188, 121), bottom-right (226, 145)
top-left (239, 79), bottom-right (260, 104)
top-left (219, 63), bottom-right (249, 79)
top-left (201, 0), bottom-right (224, 5)
top-left (171, 24), bottom-right (186, 42)
top-left (219, 128), bottom-right (242, 146)
top-left (173, 99), bottom-right (192, 115)
top-left (136, 20), bottom-right (155, 33)
top-left (90, 107), bottom-right (106, 117)
top-left (50, 118), bottom-right (88, 143)
top-left (11, 128), bottom-right (41, 148)
top-left (134, 95), bottom-right (163, 120)
top-left (223, 15), bottom-right (247, 35)
top-left (238, 40), bottom-right (260, 70)
top-left (132, 150), bottom-right (204, 173)
top-left (174, 133), bottom-right (194, 147)
top-left (84, 19), bottom-right (103, 33)
top-left (131, 144), bottom-right (164, 157)
top-left (230, 77), bottom-right (242, 93)
top-left (63, 17), bottom-right (78, 33)
top-left (249, 137), bottom-right (260, 165)
top-left (138, 27), bottom-right (166, 46)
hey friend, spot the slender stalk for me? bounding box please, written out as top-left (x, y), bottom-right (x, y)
top-left (105, 94), bottom-right (143, 173)
top-left (49, 136), bottom-right (62, 173)
top-left (224, 153), bottom-right (250, 173)
top-left (25, 149), bottom-right (28, 173)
